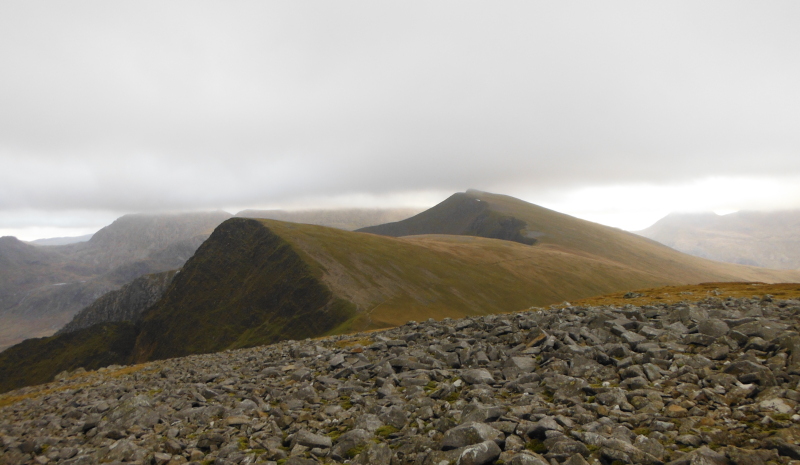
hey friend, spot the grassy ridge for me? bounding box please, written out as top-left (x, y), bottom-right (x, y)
top-left (268, 220), bottom-right (670, 331)
top-left (131, 218), bottom-right (356, 363)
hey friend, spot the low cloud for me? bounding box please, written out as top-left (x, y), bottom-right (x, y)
top-left (1, 1), bottom-right (800, 232)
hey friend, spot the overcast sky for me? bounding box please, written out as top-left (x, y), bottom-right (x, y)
top-left (2, 1), bottom-right (800, 240)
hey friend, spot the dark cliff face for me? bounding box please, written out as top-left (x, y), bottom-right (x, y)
top-left (131, 218), bottom-right (356, 363)
top-left (56, 270), bottom-right (177, 335)
top-left (356, 192), bottom-right (536, 245)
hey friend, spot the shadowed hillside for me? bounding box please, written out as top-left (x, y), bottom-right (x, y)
top-left (357, 192), bottom-right (537, 244)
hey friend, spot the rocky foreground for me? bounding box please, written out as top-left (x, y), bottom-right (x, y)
top-left (3, 296), bottom-right (800, 465)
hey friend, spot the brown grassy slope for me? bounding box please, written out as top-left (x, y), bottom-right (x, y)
top-left (131, 214), bottom-right (716, 363)
top-left (360, 190), bottom-right (800, 286)
top-left (564, 281), bottom-right (800, 308)
top-left (259, 217), bottom-right (800, 333)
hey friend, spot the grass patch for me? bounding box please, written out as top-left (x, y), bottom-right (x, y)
top-left (335, 337), bottom-right (373, 349)
top-left (346, 444), bottom-right (367, 458)
top-left (526, 439), bottom-right (546, 453)
top-left (376, 425), bottom-right (399, 438)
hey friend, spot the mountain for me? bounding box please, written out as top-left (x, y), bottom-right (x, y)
top-left (4, 189), bottom-right (800, 391)
top-left (357, 190), bottom-right (799, 283)
top-left (357, 190), bottom-right (537, 244)
top-left (236, 207), bottom-right (421, 231)
top-left (0, 211), bottom-right (232, 350)
top-left (28, 233), bottom-right (94, 246)
top-left (636, 210), bottom-right (800, 270)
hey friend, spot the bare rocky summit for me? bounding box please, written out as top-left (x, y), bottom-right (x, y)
top-left (4, 296), bottom-right (800, 465)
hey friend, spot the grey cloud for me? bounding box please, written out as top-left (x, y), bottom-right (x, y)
top-left (1, 1), bottom-right (800, 214)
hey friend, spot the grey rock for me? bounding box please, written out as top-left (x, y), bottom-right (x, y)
top-left (291, 430), bottom-right (332, 449)
top-left (507, 452), bottom-right (550, 465)
top-left (461, 369), bottom-right (495, 385)
top-left (457, 440), bottom-right (502, 465)
top-left (697, 319), bottom-right (729, 338)
top-left (352, 442), bottom-right (392, 465)
top-left (331, 429), bottom-right (372, 460)
top-left (442, 422), bottom-right (504, 450)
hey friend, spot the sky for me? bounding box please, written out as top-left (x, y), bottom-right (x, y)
top-left (2, 1), bottom-right (800, 241)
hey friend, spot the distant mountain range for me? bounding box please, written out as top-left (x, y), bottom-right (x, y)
top-left (28, 234), bottom-right (94, 246)
top-left (0, 208), bottom-right (420, 351)
top-left (636, 210), bottom-right (800, 270)
top-left (3, 190), bottom-right (799, 393)
top-left (0, 212), bottom-right (232, 350)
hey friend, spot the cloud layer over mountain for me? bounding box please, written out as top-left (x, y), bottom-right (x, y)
top-left (2, 1), bottom-right (800, 235)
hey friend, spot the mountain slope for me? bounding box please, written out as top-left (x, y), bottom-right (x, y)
top-left (357, 192), bottom-right (537, 244)
top-left (132, 219), bottom-right (357, 362)
top-left (134, 206), bottom-right (800, 362)
top-left (3, 192), bottom-right (800, 391)
top-left (358, 190), bottom-right (799, 284)
top-left (636, 210), bottom-right (800, 270)
top-left (0, 212), bottom-right (232, 350)
top-left (0, 322), bottom-right (137, 393)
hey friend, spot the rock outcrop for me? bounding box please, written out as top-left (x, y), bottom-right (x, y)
top-left (56, 270), bottom-right (177, 335)
top-left (4, 295), bottom-right (800, 464)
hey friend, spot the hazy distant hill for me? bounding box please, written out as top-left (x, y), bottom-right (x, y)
top-left (0, 212), bottom-right (231, 350)
top-left (636, 210), bottom-right (800, 270)
top-left (29, 234), bottom-right (94, 246)
top-left (5, 191), bottom-right (800, 391)
top-left (236, 207), bottom-right (421, 231)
